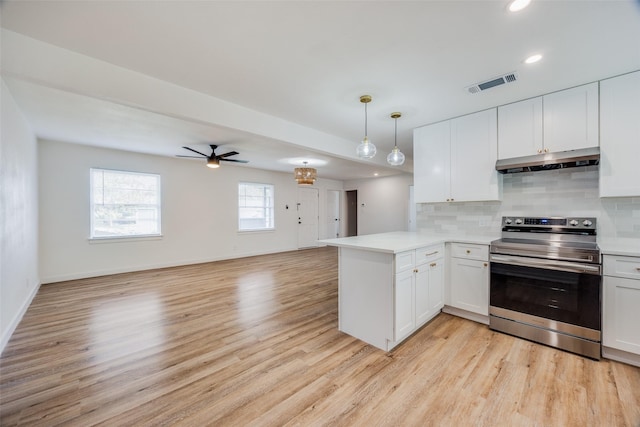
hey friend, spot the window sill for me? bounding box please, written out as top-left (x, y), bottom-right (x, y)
top-left (237, 229), bottom-right (275, 234)
top-left (89, 235), bottom-right (163, 244)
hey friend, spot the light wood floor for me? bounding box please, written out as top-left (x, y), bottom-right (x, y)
top-left (1, 247), bottom-right (639, 426)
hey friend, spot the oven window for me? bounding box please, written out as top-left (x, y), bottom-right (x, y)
top-left (490, 262), bottom-right (601, 330)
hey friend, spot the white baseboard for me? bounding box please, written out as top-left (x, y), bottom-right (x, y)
top-left (1, 281), bottom-right (41, 356)
top-left (442, 305), bottom-right (490, 325)
top-left (40, 246), bottom-right (300, 284)
top-left (602, 346), bottom-right (640, 368)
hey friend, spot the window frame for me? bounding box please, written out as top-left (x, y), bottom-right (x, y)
top-left (90, 168), bottom-right (162, 240)
top-left (238, 181), bottom-right (275, 232)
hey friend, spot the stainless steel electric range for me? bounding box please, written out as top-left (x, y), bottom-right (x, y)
top-left (489, 216), bottom-right (602, 359)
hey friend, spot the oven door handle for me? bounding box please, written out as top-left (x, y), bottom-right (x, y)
top-left (490, 254), bottom-right (601, 275)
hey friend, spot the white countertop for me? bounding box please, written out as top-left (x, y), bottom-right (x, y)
top-left (598, 238), bottom-right (640, 257)
top-left (320, 232), bottom-right (640, 257)
top-left (319, 231), bottom-right (499, 254)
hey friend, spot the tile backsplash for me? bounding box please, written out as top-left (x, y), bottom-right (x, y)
top-left (416, 165), bottom-right (640, 239)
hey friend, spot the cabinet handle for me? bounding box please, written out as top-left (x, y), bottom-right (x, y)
top-left (537, 149), bottom-right (542, 154)
top-left (430, 262), bottom-right (437, 267)
top-left (636, 267), bottom-right (640, 271)
top-left (466, 250), bottom-right (471, 254)
top-left (425, 251), bottom-right (439, 256)
top-left (414, 268), bottom-right (419, 273)
top-left (484, 263), bottom-right (488, 267)
top-left (544, 148), bottom-right (549, 153)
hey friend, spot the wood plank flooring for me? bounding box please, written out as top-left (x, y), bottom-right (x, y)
top-left (1, 246), bottom-right (639, 426)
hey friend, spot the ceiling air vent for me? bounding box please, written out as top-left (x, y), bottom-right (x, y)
top-left (466, 72), bottom-right (518, 94)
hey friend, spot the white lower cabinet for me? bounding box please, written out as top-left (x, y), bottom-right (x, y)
top-left (394, 268), bottom-right (415, 340)
top-left (394, 244), bottom-right (445, 342)
top-left (602, 255), bottom-right (640, 366)
top-left (336, 243), bottom-right (445, 352)
top-left (445, 243), bottom-right (490, 323)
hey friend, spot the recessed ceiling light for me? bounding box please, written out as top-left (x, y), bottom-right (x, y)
top-left (525, 54), bottom-right (543, 64)
top-left (509, 0), bottom-right (531, 12)
top-left (374, 172), bottom-right (379, 177)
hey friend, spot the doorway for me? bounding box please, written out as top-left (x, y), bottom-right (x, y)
top-left (297, 187), bottom-right (319, 248)
top-left (346, 190), bottom-right (358, 237)
top-left (326, 190), bottom-right (341, 239)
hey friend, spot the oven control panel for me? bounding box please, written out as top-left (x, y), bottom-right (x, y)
top-left (502, 216), bottom-right (597, 230)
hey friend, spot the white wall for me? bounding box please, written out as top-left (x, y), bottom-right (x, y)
top-left (38, 140), bottom-right (344, 283)
top-left (1, 79), bottom-right (40, 352)
top-left (344, 173), bottom-right (413, 235)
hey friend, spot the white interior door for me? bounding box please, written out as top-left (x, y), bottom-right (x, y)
top-left (297, 187), bottom-right (319, 248)
top-left (326, 190), bottom-right (341, 238)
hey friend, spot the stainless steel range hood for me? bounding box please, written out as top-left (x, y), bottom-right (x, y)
top-left (495, 147), bottom-right (600, 174)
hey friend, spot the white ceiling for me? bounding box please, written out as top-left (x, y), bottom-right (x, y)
top-left (2, 1), bottom-right (639, 180)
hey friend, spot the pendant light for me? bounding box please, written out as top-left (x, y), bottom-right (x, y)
top-left (387, 112), bottom-right (405, 166)
top-left (356, 95), bottom-right (376, 159)
top-left (294, 161), bottom-right (317, 185)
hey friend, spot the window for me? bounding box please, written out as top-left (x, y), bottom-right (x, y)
top-left (238, 182), bottom-right (274, 231)
top-left (90, 168), bottom-right (161, 239)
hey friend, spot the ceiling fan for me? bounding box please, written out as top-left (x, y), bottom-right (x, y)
top-left (177, 144), bottom-right (249, 169)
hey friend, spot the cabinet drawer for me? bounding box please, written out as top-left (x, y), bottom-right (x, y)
top-left (415, 244), bottom-right (445, 266)
top-left (604, 255), bottom-right (640, 280)
top-left (396, 250), bottom-right (415, 273)
top-left (450, 243), bottom-right (488, 261)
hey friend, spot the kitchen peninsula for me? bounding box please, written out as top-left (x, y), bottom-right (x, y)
top-left (320, 232), bottom-right (496, 351)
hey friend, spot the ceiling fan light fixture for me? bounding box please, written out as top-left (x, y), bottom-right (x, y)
top-left (178, 145), bottom-right (248, 168)
top-left (387, 112), bottom-right (405, 166)
top-left (357, 95), bottom-right (376, 159)
top-left (508, 0), bottom-right (531, 12)
top-left (294, 161), bottom-right (317, 185)
top-left (207, 157), bottom-right (220, 168)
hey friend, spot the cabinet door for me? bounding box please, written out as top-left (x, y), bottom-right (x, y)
top-left (543, 82), bottom-right (599, 153)
top-left (414, 265), bottom-right (430, 326)
top-left (413, 121), bottom-right (451, 203)
top-left (498, 97), bottom-right (543, 159)
top-left (450, 109), bottom-right (501, 202)
top-left (600, 71), bottom-right (640, 197)
top-left (603, 276), bottom-right (640, 355)
top-left (394, 269), bottom-right (415, 341)
top-left (428, 259), bottom-right (444, 314)
top-left (450, 258), bottom-right (489, 316)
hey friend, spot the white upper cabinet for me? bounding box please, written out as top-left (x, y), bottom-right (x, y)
top-left (414, 109), bottom-right (500, 203)
top-left (450, 109), bottom-right (500, 202)
top-left (599, 71), bottom-right (640, 198)
top-left (497, 97), bottom-right (543, 159)
top-left (413, 120), bottom-right (451, 203)
top-left (497, 82), bottom-right (599, 159)
top-left (542, 82), bottom-right (599, 153)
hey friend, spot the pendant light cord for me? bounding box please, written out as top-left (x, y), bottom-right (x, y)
top-left (394, 115), bottom-right (398, 148)
top-left (364, 101), bottom-right (368, 139)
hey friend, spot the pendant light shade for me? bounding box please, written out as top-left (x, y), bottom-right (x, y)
top-left (294, 161), bottom-right (317, 185)
top-left (356, 95), bottom-right (376, 159)
top-left (387, 112), bottom-right (405, 166)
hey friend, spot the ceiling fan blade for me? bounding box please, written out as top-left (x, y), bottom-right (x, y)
top-left (220, 158), bottom-right (249, 163)
top-left (176, 155), bottom-right (206, 158)
top-left (218, 151), bottom-right (240, 158)
top-left (182, 146), bottom-right (209, 157)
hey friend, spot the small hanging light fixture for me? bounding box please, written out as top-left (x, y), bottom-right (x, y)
top-left (387, 112), bottom-right (405, 166)
top-left (356, 95), bottom-right (376, 159)
top-left (294, 161), bottom-right (317, 185)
